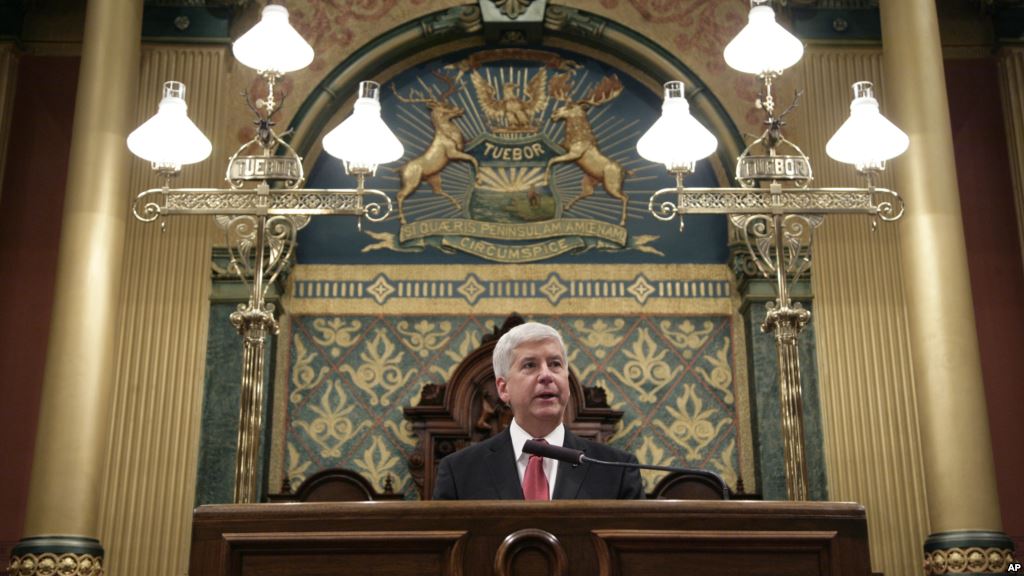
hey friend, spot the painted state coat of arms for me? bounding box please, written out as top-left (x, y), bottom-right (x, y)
top-left (364, 49), bottom-right (662, 263)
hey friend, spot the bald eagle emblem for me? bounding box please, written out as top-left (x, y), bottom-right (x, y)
top-left (471, 70), bottom-right (548, 136)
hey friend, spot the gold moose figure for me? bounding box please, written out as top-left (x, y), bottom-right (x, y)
top-left (546, 73), bottom-right (630, 226)
top-left (392, 71), bottom-right (479, 224)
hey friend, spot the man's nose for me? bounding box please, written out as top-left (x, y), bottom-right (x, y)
top-left (538, 362), bottom-right (555, 380)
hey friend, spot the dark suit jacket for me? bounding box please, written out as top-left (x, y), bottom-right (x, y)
top-left (432, 429), bottom-right (645, 500)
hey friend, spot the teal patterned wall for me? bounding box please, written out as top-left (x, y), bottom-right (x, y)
top-left (189, 263), bottom-right (834, 503)
top-left (262, 261), bottom-right (754, 498)
top-left (280, 313), bottom-right (743, 498)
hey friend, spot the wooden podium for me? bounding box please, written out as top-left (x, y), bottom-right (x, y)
top-left (189, 500), bottom-right (872, 576)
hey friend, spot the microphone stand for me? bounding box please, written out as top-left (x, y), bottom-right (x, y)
top-left (524, 439), bottom-right (731, 500)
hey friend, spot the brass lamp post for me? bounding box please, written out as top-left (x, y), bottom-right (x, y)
top-left (638, 0), bottom-right (909, 500)
top-left (127, 5), bottom-right (404, 503)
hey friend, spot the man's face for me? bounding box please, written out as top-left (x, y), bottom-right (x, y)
top-left (496, 338), bottom-right (570, 438)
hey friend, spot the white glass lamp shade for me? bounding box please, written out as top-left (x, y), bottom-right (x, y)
top-left (724, 0), bottom-right (804, 76)
top-left (322, 81), bottom-right (405, 174)
top-left (826, 81), bottom-right (909, 170)
top-left (636, 81), bottom-right (718, 172)
top-left (232, 4), bottom-right (314, 74)
top-left (127, 81), bottom-right (212, 168)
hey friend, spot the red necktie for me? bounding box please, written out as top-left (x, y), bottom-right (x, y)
top-left (522, 439), bottom-right (550, 500)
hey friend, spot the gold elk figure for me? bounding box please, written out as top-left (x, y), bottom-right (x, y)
top-left (392, 71), bottom-right (479, 224)
top-left (546, 73), bottom-right (631, 226)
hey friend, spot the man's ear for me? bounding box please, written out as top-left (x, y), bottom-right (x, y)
top-left (496, 377), bottom-right (510, 403)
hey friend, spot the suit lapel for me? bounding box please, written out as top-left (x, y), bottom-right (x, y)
top-left (486, 429), bottom-right (524, 499)
top-left (552, 431), bottom-right (590, 499)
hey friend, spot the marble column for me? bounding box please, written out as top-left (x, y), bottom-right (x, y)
top-left (9, 0), bottom-right (142, 573)
top-left (879, 1), bottom-right (1014, 573)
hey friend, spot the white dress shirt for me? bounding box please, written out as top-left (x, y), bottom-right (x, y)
top-left (508, 419), bottom-right (565, 500)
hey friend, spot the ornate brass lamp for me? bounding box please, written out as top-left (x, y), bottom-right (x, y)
top-left (127, 4), bottom-right (403, 503)
top-left (638, 0), bottom-right (909, 500)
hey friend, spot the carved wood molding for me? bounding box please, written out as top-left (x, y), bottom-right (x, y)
top-left (494, 528), bottom-right (568, 576)
top-left (266, 467), bottom-right (404, 502)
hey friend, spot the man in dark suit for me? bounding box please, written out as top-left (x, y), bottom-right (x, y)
top-left (433, 322), bottom-right (644, 500)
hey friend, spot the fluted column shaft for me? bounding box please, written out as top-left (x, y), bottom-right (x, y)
top-left (879, 0), bottom-right (999, 533)
top-left (880, 1), bottom-right (1013, 572)
top-left (14, 0), bottom-right (142, 566)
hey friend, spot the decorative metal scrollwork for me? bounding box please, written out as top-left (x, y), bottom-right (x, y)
top-left (648, 188), bottom-right (681, 222)
top-left (134, 187), bottom-right (391, 217)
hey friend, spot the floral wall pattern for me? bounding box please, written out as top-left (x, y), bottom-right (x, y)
top-left (279, 311), bottom-right (745, 498)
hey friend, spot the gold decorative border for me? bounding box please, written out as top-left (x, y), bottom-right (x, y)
top-left (923, 547), bottom-right (1015, 574)
top-left (9, 553), bottom-right (103, 576)
top-left (284, 263), bottom-right (737, 315)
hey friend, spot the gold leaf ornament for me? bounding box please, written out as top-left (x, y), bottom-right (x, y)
top-left (635, 435), bottom-right (672, 489)
top-left (286, 441), bottom-right (313, 491)
top-left (431, 329), bottom-right (480, 381)
top-left (310, 318), bottom-right (363, 354)
top-left (653, 383), bottom-right (731, 460)
top-left (291, 335), bottom-right (329, 403)
top-left (608, 328), bottom-right (681, 402)
top-left (385, 420), bottom-right (418, 448)
top-left (445, 329), bottom-right (479, 362)
top-left (294, 379), bottom-right (372, 458)
top-left (573, 318), bottom-right (625, 359)
top-left (708, 439), bottom-right (738, 490)
top-left (567, 348), bottom-right (596, 381)
top-left (659, 319), bottom-right (715, 360)
top-left (354, 436), bottom-right (407, 493)
top-left (339, 328), bottom-right (416, 406)
top-left (694, 338), bottom-right (734, 404)
top-left (397, 319), bottom-right (452, 358)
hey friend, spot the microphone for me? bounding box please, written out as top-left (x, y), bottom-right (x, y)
top-left (522, 439), bottom-right (730, 500)
top-left (523, 440), bottom-right (587, 465)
